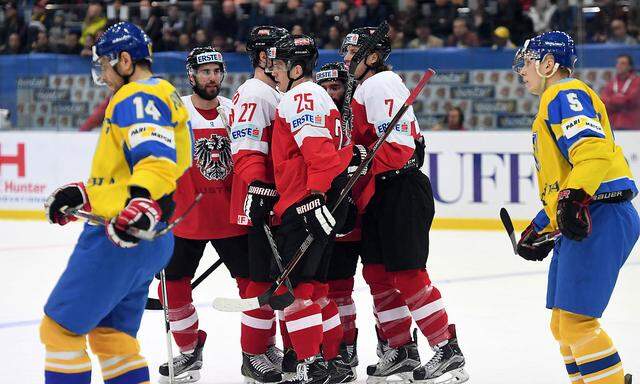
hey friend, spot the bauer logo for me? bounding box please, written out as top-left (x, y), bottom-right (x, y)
top-left (231, 124), bottom-right (262, 140)
top-left (291, 113), bottom-right (325, 130)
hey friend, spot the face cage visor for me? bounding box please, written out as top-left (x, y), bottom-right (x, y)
top-left (91, 46), bottom-right (119, 86)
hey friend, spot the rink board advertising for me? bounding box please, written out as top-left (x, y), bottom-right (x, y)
top-left (1, 131), bottom-right (638, 229)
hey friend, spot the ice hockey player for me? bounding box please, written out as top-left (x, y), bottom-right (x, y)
top-left (315, 61), bottom-right (361, 373)
top-left (156, 46), bottom-right (284, 383)
top-left (266, 34), bottom-right (361, 383)
top-left (41, 21), bottom-right (191, 384)
top-left (228, 25), bottom-right (292, 383)
top-left (341, 27), bottom-right (469, 384)
top-left (513, 31), bottom-right (638, 384)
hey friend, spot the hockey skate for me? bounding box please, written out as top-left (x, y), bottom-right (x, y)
top-left (339, 330), bottom-right (359, 368)
top-left (159, 330), bottom-right (206, 383)
top-left (281, 354), bottom-right (331, 384)
top-left (282, 348), bottom-right (298, 380)
top-left (412, 325), bottom-right (468, 384)
top-left (241, 352), bottom-right (283, 383)
top-left (625, 374), bottom-right (632, 384)
top-left (327, 354), bottom-right (357, 383)
top-left (366, 334), bottom-right (420, 384)
top-left (265, 344), bottom-right (284, 371)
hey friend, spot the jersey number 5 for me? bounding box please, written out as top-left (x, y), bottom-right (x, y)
top-left (294, 93), bottom-right (314, 113)
top-left (566, 93), bottom-right (583, 112)
top-left (133, 97), bottom-right (162, 121)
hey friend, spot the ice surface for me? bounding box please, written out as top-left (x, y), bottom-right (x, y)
top-left (1, 221), bottom-right (638, 383)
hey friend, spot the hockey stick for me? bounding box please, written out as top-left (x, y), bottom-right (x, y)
top-left (499, 207), bottom-right (560, 255)
top-left (66, 193), bottom-right (203, 241)
top-left (159, 269), bottom-right (176, 383)
top-left (145, 258), bottom-right (224, 310)
top-left (213, 68), bottom-right (436, 312)
top-left (341, 21), bottom-right (390, 144)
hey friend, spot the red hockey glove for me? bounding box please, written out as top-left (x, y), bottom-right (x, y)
top-left (107, 197), bottom-right (162, 248)
top-left (44, 182), bottom-right (91, 225)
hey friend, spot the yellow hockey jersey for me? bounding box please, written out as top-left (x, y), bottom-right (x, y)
top-left (531, 78), bottom-right (637, 232)
top-left (86, 77), bottom-right (192, 218)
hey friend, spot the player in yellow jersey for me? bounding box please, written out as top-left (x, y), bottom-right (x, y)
top-left (40, 22), bottom-right (192, 384)
top-left (513, 31), bottom-right (638, 384)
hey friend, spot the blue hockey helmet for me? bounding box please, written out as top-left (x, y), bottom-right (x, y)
top-left (512, 31), bottom-right (577, 75)
top-left (92, 22), bottom-right (153, 85)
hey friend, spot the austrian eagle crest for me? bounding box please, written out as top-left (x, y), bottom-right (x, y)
top-left (194, 133), bottom-right (233, 180)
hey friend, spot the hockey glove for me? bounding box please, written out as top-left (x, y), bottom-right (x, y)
top-left (517, 222), bottom-right (554, 261)
top-left (348, 144), bottom-right (368, 177)
top-left (336, 196), bottom-right (357, 237)
top-left (244, 180), bottom-right (279, 224)
top-left (107, 197), bottom-right (162, 248)
top-left (556, 188), bottom-right (592, 241)
top-left (295, 193), bottom-right (336, 241)
top-left (44, 182), bottom-right (91, 225)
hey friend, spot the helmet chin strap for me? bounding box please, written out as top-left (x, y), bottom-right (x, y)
top-left (284, 61), bottom-right (305, 92)
top-left (534, 59), bottom-right (559, 95)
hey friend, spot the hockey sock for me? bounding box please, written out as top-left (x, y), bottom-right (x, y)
top-left (40, 316), bottom-right (92, 384)
top-left (241, 281), bottom-right (277, 355)
top-left (236, 277), bottom-right (251, 299)
top-left (285, 283), bottom-right (323, 360)
top-left (363, 264), bottom-right (412, 348)
top-left (278, 310), bottom-right (292, 349)
top-left (89, 327), bottom-right (149, 384)
top-left (158, 277), bottom-right (199, 352)
top-left (328, 277), bottom-right (357, 345)
top-left (313, 282), bottom-right (343, 361)
top-left (389, 269), bottom-right (451, 347)
top-left (552, 309), bottom-right (624, 384)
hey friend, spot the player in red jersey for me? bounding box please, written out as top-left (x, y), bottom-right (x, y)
top-left (156, 46), bottom-right (279, 383)
top-left (228, 25), bottom-right (292, 384)
top-left (342, 28), bottom-right (469, 384)
top-left (266, 34), bottom-right (360, 384)
top-left (315, 62), bottom-right (361, 374)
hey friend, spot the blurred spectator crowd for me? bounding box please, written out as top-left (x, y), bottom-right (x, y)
top-left (2, 0), bottom-right (640, 56)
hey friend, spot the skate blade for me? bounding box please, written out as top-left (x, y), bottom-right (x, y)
top-left (411, 368), bottom-right (469, 384)
top-left (158, 370), bottom-right (201, 384)
top-left (243, 375), bottom-right (283, 384)
top-left (281, 372), bottom-right (296, 381)
top-left (367, 372), bottom-right (413, 384)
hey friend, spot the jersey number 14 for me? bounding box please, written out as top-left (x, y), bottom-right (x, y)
top-left (133, 97), bottom-right (162, 121)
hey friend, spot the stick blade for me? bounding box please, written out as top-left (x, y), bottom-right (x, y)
top-left (268, 291), bottom-right (295, 311)
top-left (499, 208), bottom-right (518, 255)
top-left (212, 296), bottom-right (261, 312)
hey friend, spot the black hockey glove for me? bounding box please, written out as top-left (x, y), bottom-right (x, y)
top-left (348, 144), bottom-right (368, 178)
top-left (44, 182), bottom-right (91, 225)
top-left (556, 188), bottom-right (592, 241)
top-left (244, 180), bottom-right (279, 224)
top-left (107, 188), bottom-right (162, 248)
top-left (517, 222), bottom-right (555, 261)
top-left (295, 193), bottom-right (335, 241)
top-left (336, 196), bottom-right (357, 237)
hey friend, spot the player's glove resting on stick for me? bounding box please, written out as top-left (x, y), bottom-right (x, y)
top-left (517, 222), bottom-right (554, 261)
top-left (336, 195), bottom-right (357, 237)
top-left (107, 187), bottom-right (162, 248)
top-left (556, 188), bottom-right (592, 241)
top-left (348, 144), bottom-right (368, 177)
top-left (244, 180), bottom-right (279, 224)
top-left (295, 193), bottom-right (336, 241)
top-left (44, 182), bottom-right (91, 225)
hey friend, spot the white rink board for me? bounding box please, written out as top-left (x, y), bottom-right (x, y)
top-left (0, 131), bottom-right (639, 222)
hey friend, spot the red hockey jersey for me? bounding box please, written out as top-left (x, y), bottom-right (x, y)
top-left (229, 78), bottom-right (281, 225)
top-left (172, 95), bottom-right (248, 239)
top-left (351, 71), bottom-right (422, 211)
top-left (272, 81), bottom-right (352, 216)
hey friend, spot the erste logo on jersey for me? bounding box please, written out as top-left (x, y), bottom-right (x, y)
top-left (290, 112), bottom-right (325, 131)
top-left (231, 123), bottom-right (262, 141)
top-left (194, 133), bottom-right (233, 180)
top-left (375, 118), bottom-right (412, 136)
